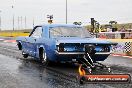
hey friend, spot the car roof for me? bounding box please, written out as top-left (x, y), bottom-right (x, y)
top-left (40, 24), bottom-right (81, 28)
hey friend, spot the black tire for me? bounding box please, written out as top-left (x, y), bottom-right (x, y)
top-left (18, 42), bottom-right (22, 50)
top-left (22, 52), bottom-right (28, 58)
top-left (79, 76), bottom-right (86, 85)
top-left (39, 48), bottom-right (49, 66)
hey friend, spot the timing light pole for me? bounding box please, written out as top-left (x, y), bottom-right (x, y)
top-left (13, 10), bottom-right (15, 31)
top-left (33, 17), bottom-right (34, 28)
top-left (66, 0), bottom-right (67, 24)
top-left (12, 0), bottom-right (15, 31)
top-left (12, 5), bottom-right (15, 31)
top-left (0, 10), bottom-right (1, 31)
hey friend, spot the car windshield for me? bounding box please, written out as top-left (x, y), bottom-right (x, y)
top-left (49, 26), bottom-right (94, 38)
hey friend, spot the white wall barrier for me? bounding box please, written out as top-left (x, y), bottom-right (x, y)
top-left (112, 42), bottom-right (132, 55)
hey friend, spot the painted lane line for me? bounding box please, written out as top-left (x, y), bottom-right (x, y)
top-left (0, 39), bottom-right (4, 41)
top-left (111, 54), bottom-right (120, 56)
top-left (122, 56), bottom-right (130, 57)
top-left (111, 54), bottom-right (132, 58)
top-left (128, 57), bottom-right (132, 58)
top-left (3, 40), bottom-right (16, 43)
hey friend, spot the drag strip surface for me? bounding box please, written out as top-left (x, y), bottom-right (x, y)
top-left (0, 37), bottom-right (132, 88)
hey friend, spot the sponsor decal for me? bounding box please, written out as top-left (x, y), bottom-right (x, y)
top-left (83, 74), bottom-right (131, 83)
top-left (78, 65), bottom-right (131, 84)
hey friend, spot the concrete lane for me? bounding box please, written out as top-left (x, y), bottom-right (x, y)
top-left (104, 55), bottom-right (132, 68)
top-left (0, 54), bottom-right (48, 88)
top-left (0, 37), bottom-right (132, 88)
top-left (0, 54), bottom-right (112, 88)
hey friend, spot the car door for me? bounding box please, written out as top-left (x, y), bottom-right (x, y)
top-left (26, 26), bottom-right (43, 56)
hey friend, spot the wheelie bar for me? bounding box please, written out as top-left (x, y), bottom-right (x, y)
top-left (80, 52), bottom-right (111, 74)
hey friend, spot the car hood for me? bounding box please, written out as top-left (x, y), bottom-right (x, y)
top-left (55, 37), bottom-right (117, 45)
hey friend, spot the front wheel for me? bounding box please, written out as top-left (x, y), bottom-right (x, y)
top-left (22, 52), bottom-right (28, 58)
top-left (39, 49), bottom-right (49, 66)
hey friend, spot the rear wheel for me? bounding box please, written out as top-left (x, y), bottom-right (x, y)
top-left (39, 48), bottom-right (49, 66)
top-left (79, 76), bottom-right (86, 85)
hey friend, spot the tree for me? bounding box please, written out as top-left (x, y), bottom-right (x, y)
top-left (73, 22), bottom-right (82, 25)
top-left (109, 21), bottom-right (117, 28)
top-left (109, 21), bottom-right (117, 25)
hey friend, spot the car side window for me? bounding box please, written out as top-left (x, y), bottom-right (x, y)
top-left (30, 27), bottom-right (43, 38)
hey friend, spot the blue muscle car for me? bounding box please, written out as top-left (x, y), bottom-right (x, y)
top-left (16, 24), bottom-right (117, 65)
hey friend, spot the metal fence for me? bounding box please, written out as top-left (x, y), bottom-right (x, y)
top-left (98, 32), bottom-right (132, 39)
